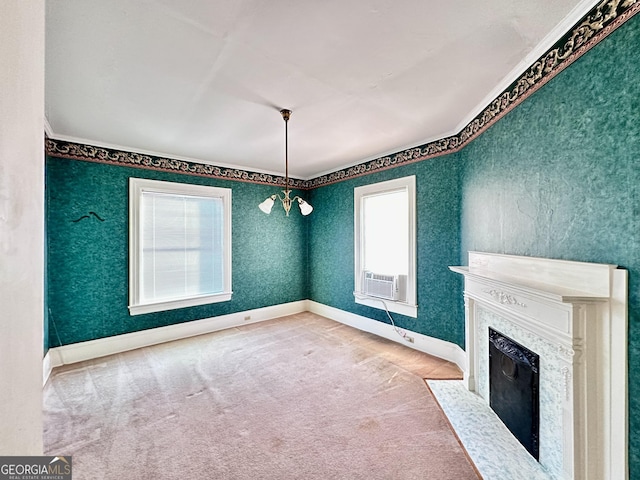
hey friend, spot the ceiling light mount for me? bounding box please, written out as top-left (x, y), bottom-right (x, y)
top-left (258, 109), bottom-right (313, 217)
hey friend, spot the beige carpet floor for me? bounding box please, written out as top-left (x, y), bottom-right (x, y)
top-left (44, 312), bottom-right (479, 479)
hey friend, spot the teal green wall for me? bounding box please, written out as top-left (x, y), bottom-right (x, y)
top-left (46, 157), bottom-right (308, 347)
top-left (306, 13), bottom-right (640, 475)
top-left (307, 156), bottom-right (464, 346)
top-left (459, 13), bottom-right (640, 477)
top-left (45, 10), bottom-right (639, 476)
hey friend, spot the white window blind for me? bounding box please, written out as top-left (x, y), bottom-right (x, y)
top-left (129, 178), bottom-right (232, 315)
top-left (140, 192), bottom-right (224, 303)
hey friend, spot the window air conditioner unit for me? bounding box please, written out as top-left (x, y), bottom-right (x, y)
top-left (363, 272), bottom-right (407, 302)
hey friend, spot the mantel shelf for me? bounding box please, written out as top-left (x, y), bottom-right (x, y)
top-left (448, 266), bottom-right (609, 304)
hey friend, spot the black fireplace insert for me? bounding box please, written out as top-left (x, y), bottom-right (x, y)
top-left (489, 328), bottom-right (540, 460)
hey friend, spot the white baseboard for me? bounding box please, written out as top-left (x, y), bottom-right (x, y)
top-left (44, 300), bottom-right (309, 378)
top-left (43, 350), bottom-right (52, 387)
top-left (308, 301), bottom-right (466, 371)
top-left (44, 299), bottom-right (466, 383)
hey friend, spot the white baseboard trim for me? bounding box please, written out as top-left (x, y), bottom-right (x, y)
top-left (308, 301), bottom-right (467, 372)
top-left (43, 350), bottom-right (53, 387)
top-left (45, 300), bottom-right (309, 377)
top-left (43, 299), bottom-right (466, 383)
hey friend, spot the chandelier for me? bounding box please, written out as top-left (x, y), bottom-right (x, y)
top-left (258, 109), bottom-right (313, 217)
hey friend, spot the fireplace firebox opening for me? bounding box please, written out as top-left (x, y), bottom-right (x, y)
top-left (489, 328), bottom-right (540, 460)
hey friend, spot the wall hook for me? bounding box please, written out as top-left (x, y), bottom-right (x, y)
top-left (71, 212), bottom-right (106, 223)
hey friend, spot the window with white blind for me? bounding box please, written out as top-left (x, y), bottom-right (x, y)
top-left (129, 178), bottom-right (232, 315)
top-left (354, 176), bottom-right (417, 317)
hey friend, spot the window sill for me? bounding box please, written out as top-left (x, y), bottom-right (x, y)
top-left (354, 293), bottom-right (417, 318)
top-left (129, 291), bottom-right (233, 316)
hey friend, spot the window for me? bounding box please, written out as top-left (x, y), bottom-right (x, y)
top-left (354, 176), bottom-right (417, 317)
top-left (129, 178), bottom-right (232, 315)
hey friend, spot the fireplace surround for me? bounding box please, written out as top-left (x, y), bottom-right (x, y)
top-left (450, 252), bottom-right (628, 480)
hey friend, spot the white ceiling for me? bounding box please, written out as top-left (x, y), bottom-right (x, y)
top-left (45, 0), bottom-right (598, 179)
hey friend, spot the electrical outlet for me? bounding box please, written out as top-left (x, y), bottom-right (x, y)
top-left (405, 336), bottom-right (414, 343)
top-left (244, 315), bottom-right (251, 321)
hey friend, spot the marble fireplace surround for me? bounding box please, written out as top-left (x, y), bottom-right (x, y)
top-left (450, 252), bottom-right (628, 480)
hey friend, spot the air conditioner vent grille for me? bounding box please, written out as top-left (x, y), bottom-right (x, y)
top-left (363, 271), bottom-right (407, 301)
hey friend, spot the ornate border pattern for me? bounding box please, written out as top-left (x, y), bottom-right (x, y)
top-left (45, 0), bottom-right (640, 190)
top-left (45, 138), bottom-right (307, 190)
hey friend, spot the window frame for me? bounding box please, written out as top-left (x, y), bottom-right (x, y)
top-left (128, 178), bottom-right (232, 316)
top-left (353, 175), bottom-right (417, 318)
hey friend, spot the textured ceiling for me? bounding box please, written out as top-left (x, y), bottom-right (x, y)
top-left (45, 0), bottom-right (599, 179)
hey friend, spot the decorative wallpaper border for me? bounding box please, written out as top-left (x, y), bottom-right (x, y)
top-left (45, 0), bottom-right (640, 190)
top-left (44, 138), bottom-right (307, 190)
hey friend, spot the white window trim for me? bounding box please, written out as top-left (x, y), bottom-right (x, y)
top-left (128, 178), bottom-right (232, 316)
top-left (353, 175), bottom-right (417, 318)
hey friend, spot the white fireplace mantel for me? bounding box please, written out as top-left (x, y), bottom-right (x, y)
top-left (450, 252), bottom-right (628, 480)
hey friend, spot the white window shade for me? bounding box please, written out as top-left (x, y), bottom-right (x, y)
top-left (129, 179), bottom-right (232, 315)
